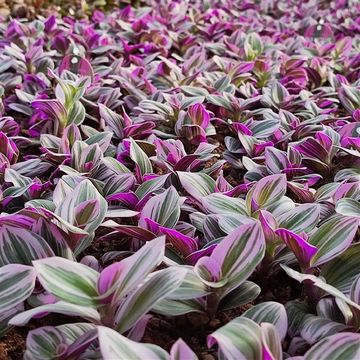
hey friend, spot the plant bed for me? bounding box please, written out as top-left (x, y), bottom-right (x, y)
top-left (0, 0), bottom-right (359, 359)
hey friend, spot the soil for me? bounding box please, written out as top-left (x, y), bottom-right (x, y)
top-left (0, 328), bottom-right (28, 360)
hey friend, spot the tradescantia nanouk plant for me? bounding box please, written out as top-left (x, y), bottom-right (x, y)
top-left (0, 0), bottom-right (359, 359)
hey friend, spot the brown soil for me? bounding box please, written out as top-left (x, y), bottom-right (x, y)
top-left (0, 327), bottom-right (28, 360)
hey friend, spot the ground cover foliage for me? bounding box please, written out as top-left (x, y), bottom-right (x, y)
top-left (0, 0), bottom-right (359, 359)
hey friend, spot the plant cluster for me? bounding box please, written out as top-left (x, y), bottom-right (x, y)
top-left (0, 0), bottom-right (359, 358)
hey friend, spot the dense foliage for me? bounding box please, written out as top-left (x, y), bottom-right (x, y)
top-left (0, 0), bottom-right (359, 358)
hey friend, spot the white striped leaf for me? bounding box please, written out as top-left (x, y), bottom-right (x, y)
top-left (24, 326), bottom-right (67, 360)
top-left (218, 214), bottom-right (255, 234)
top-left (115, 267), bottom-right (187, 333)
top-left (261, 323), bottom-right (283, 360)
top-left (322, 243), bottom-right (360, 294)
top-left (178, 171), bottom-right (215, 199)
top-left (218, 281), bottom-right (261, 311)
top-left (335, 198), bottom-right (360, 218)
top-left (278, 204), bottom-right (320, 233)
top-left (139, 186), bottom-right (181, 229)
top-left (33, 257), bottom-right (99, 306)
top-left (67, 100), bottom-right (85, 125)
top-left (25, 199), bottom-right (56, 211)
top-left (129, 138), bottom-right (153, 176)
top-left (55, 179), bottom-right (107, 235)
top-left (56, 323), bottom-right (97, 345)
top-left (316, 298), bottom-right (345, 323)
top-left (202, 193), bottom-right (247, 215)
top-left (152, 298), bottom-right (204, 316)
top-left (0, 225), bottom-right (55, 266)
top-left (246, 174), bottom-right (287, 212)
top-left (304, 333), bottom-right (360, 360)
top-left (350, 276), bottom-right (360, 329)
top-left (309, 217), bottom-right (358, 267)
top-left (99, 103), bottom-right (125, 139)
top-left (207, 317), bottom-right (262, 360)
top-left (285, 300), bottom-right (310, 337)
top-left (211, 222), bottom-right (265, 292)
top-left (300, 315), bottom-right (349, 345)
top-left (242, 301), bottom-right (288, 341)
top-left (170, 338), bottom-right (198, 360)
top-left (166, 268), bottom-right (209, 300)
top-left (9, 301), bottom-right (101, 326)
top-left (98, 326), bottom-right (168, 360)
top-left (265, 147), bottom-right (289, 174)
top-left (0, 307), bottom-right (21, 337)
top-left (135, 174), bottom-right (170, 199)
top-left (0, 264), bottom-right (36, 313)
top-left (31, 218), bottom-right (74, 260)
top-left (281, 265), bottom-right (360, 310)
top-left (97, 237), bottom-right (165, 304)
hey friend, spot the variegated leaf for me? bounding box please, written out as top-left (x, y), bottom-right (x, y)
top-left (178, 171), bottom-right (216, 200)
top-left (98, 326), bottom-right (168, 360)
top-left (211, 222), bottom-right (265, 292)
top-left (129, 138), bottom-right (153, 176)
top-left (303, 333), bottom-right (360, 360)
top-left (0, 225), bottom-right (55, 266)
top-left (115, 267), bottom-right (187, 333)
top-left (139, 186), bottom-right (181, 229)
top-left (97, 236), bottom-right (165, 304)
top-left (0, 264), bottom-right (36, 313)
top-left (309, 216), bottom-right (358, 267)
top-left (208, 317), bottom-right (262, 360)
top-left (278, 204), bottom-right (320, 233)
top-left (242, 302), bottom-right (288, 341)
top-left (33, 257), bottom-right (99, 306)
top-left (202, 193), bottom-right (247, 215)
top-left (282, 265), bottom-right (360, 310)
top-left (322, 243), bottom-right (360, 294)
top-left (335, 198), bottom-right (360, 218)
top-left (170, 338), bottom-right (198, 360)
top-left (9, 302), bottom-right (101, 326)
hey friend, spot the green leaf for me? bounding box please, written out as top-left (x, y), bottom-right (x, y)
top-left (309, 216), bottom-right (358, 267)
top-left (208, 317), bottom-right (262, 360)
top-left (242, 302), bottom-right (288, 340)
top-left (278, 204), bottom-right (320, 233)
top-left (202, 193), bottom-right (248, 215)
top-left (178, 172), bottom-right (216, 199)
top-left (139, 186), bottom-right (181, 229)
top-left (304, 333), bottom-right (360, 360)
top-left (9, 301), bottom-right (101, 326)
top-left (281, 265), bottom-right (360, 310)
top-left (115, 267), bottom-right (187, 333)
top-left (218, 281), bottom-right (261, 312)
top-left (98, 326), bottom-right (169, 360)
top-left (0, 225), bottom-right (55, 266)
top-left (211, 222), bottom-right (265, 292)
top-left (33, 257), bottom-right (99, 306)
top-left (0, 264), bottom-right (36, 313)
top-left (322, 243), bottom-right (360, 294)
top-left (129, 138), bottom-right (153, 176)
top-left (335, 198), bottom-right (360, 218)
